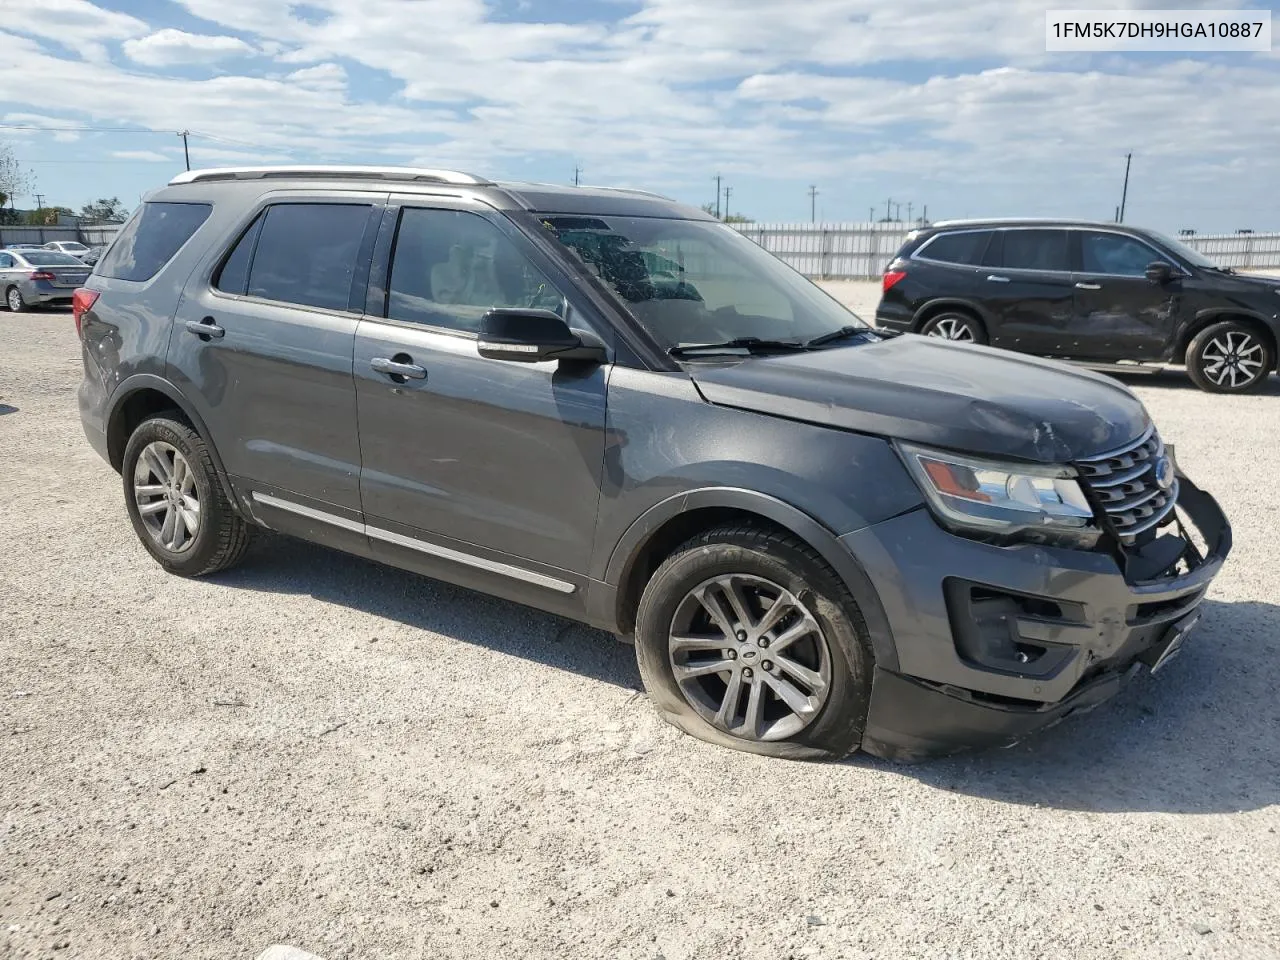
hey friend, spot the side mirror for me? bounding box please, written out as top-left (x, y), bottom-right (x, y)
top-left (477, 308), bottom-right (606, 364)
top-left (1145, 261), bottom-right (1175, 285)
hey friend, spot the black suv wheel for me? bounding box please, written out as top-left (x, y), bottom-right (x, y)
top-left (920, 311), bottom-right (987, 344)
top-left (634, 524), bottom-right (874, 760)
top-left (122, 415), bottom-right (252, 577)
top-left (1186, 320), bottom-right (1274, 393)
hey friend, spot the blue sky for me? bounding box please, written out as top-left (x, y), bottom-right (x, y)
top-left (0, 0), bottom-right (1277, 231)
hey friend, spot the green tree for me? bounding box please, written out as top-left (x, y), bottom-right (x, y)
top-left (1, 142), bottom-right (34, 215)
top-left (701, 203), bottom-right (755, 224)
top-left (79, 197), bottom-right (129, 223)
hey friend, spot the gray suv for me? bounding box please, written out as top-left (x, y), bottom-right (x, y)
top-left (75, 166), bottom-right (1231, 761)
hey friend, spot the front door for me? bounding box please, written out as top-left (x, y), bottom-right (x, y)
top-left (352, 201), bottom-right (609, 612)
top-left (1064, 230), bottom-right (1181, 361)
top-left (979, 228), bottom-right (1076, 355)
top-left (168, 196), bottom-right (383, 536)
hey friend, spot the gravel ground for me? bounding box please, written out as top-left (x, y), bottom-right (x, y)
top-left (2, 306), bottom-right (1279, 960)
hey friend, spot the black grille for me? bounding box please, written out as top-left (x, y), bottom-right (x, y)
top-left (1075, 427), bottom-right (1179, 546)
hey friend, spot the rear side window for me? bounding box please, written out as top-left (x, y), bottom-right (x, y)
top-left (917, 231), bottom-right (993, 265)
top-left (217, 203), bottom-right (371, 311)
top-left (998, 229), bottom-right (1070, 272)
top-left (97, 202), bottom-right (212, 282)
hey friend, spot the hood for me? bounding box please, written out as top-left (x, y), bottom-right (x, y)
top-left (688, 336), bottom-right (1150, 463)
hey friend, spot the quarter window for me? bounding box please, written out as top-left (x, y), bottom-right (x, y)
top-left (1081, 232), bottom-right (1160, 277)
top-left (917, 231), bottom-right (993, 265)
top-left (97, 202), bottom-right (212, 282)
top-left (386, 208), bottom-right (565, 333)
top-left (998, 229), bottom-right (1071, 272)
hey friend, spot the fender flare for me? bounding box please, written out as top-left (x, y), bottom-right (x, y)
top-left (105, 374), bottom-right (238, 504)
top-left (1179, 308), bottom-right (1280, 364)
top-left (603, 487), bottom-right (899, 671)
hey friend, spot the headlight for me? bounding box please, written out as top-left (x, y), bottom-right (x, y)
top-left (896, 442), bottom-right (1100, 547)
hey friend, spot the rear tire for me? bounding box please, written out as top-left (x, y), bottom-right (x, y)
top-left (920, 311), bottom-right (986, 344)
top-left (1186, 320), bottom-right (1273, 393)
top-left (634, 524), bottom-right (874, 760)
top-left (6, 286), bottom-right (27, 313)
top-left (121, 415), bottom-right (252, 577)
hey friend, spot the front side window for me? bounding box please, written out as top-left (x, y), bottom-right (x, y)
top-left (231, 203), bottom-right (371, 311)
top-left (386, 208), bottom-right (565, 332)
top-left (998, 229), bottom-right (1071, 272)
top-left (1081, 232), bottom-right (1160, 277)
top-left (0, 255), bottom-right (12, 268)
top-left (541, 215), bottom-right (867, 350)
top-left (97, 202), bottom-right (212, 282)
top-left (917, 231), bottom-right (993, 265)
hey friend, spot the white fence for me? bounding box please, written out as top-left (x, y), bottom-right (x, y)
top-left (0, 224), bottom-right (122, 248)
top-left (733, 223), bottom-right (1280, 280)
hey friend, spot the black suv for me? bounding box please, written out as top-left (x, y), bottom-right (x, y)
top-left (75, 168), bottom-right (1230, 761)
top-left (876, 219), bottom-right (1280, 393)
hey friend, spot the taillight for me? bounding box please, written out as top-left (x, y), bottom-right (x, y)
top-left (29, 270), bottom-right (56, 281)
top-left (883, 270), bottom-right (907, 293)
top-left (72, 288), bottom-right (100, 336)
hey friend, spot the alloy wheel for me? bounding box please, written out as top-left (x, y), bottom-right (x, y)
top-left (668, 574), bottom-right (832, 742)
top-left (1199, 331), bottom-right (1266, 389)
top-left (7, 288), bottom-right (22, 312)
top-left (133, 441), bottom-right (201, 553)
top-left (927, 317), bottom-right (975, 341)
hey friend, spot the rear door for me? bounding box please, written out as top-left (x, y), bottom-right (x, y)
top-left (351, 198), bottom-right (610, 613)
top-left (1065, 229), bottom-right (1182, 361)
top-left (167, 194), bottom-right (383, 543)
top-left (979, 228), bottom-right (1076, 354)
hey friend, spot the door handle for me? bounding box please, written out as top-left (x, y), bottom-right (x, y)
top-left (1074, 282), bottom-right (1102, 290)
top-left (986, 275), bottom-right (1011, 283)
top-left (371, 356), bottom-right (427, 380)
top-left (185, 317), bottom-right (225, 339)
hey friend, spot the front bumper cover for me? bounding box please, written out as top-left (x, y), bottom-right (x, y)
top-left (849, 471), bottom-right (1230, 761)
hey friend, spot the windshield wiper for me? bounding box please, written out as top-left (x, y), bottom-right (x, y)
top-left (803, 325), bottom-right (875, 348)
top-left (668, 337), bottom-right (808, 358)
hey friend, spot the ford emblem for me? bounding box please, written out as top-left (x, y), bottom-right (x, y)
top-left (1154, 456), bottom-right (1175, 491)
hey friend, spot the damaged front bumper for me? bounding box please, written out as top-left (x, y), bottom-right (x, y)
top-left (843, 471), bottom-right (1231, 761)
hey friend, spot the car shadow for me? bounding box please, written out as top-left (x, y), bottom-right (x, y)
top-left (209, 533), bottom-right (642, 691)
top-left (212, 537), bottom-right (1276, 813)
top-left (0, 403), bottom-right (17, 416)
top-left (1112, 368), bottom-right (1280, 396)
top-left (856, 598), bottom-right (1280, 815)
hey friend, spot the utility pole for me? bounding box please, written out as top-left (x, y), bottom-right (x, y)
top-left (34, 193), bottom-right (45, 210)
top-left (573, 164), bottom-right (582, 187)
top-left (714, 174), bottom-right (722, 218)
top-left (921, 204), bottom-right (927, 225)
top-left (178, 130), bottom-right (190, 171)
top-left (907, 202), bottom-right (913, 224)
top-left (885, 197), bottom-right (892, 222)
top-left (808, 185), bottom-right (819, 223)
top-left (1118, 152), bottom-right (1132, 223)
top-left (723, 185), bottom-right (733, 220)
top-left (869, 206), bottom-right (875, 223)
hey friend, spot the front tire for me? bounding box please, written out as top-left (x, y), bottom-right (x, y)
top-left (121, 415), bottom-right (252, 577)
top-left (1186, 321), bottom-right (1273, 393)
top-left (920, 311), bottom-right (986, 344)
top-left (6, 286), bottom-right (27, 313)
top-left (634, 524), bottom-right (874, 760)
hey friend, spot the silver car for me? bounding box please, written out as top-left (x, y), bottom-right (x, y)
top-left (0, 248), bottom-right (92, 312)
top-left (44, 240), bottom-right (93, 261)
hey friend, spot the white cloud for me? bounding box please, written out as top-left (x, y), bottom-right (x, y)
top-left (110, 150), bottom-right (171, 162)
top-left (0, 0), bottom-right (144, 49)
top-left (123, 28), bottom-right (256, 67)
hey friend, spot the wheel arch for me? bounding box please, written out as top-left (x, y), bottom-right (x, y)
top-left (603, 488), bottom-right (899, 671)
top-left (106, 375), bottom-right (238, 504)
top-left (1177, 310), bottom-right (1279, 370)
top-left (910, 298), bottom-right (990, 336)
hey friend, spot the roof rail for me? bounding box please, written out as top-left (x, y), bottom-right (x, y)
top-left (169, 165), bottom-right (491, 186)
